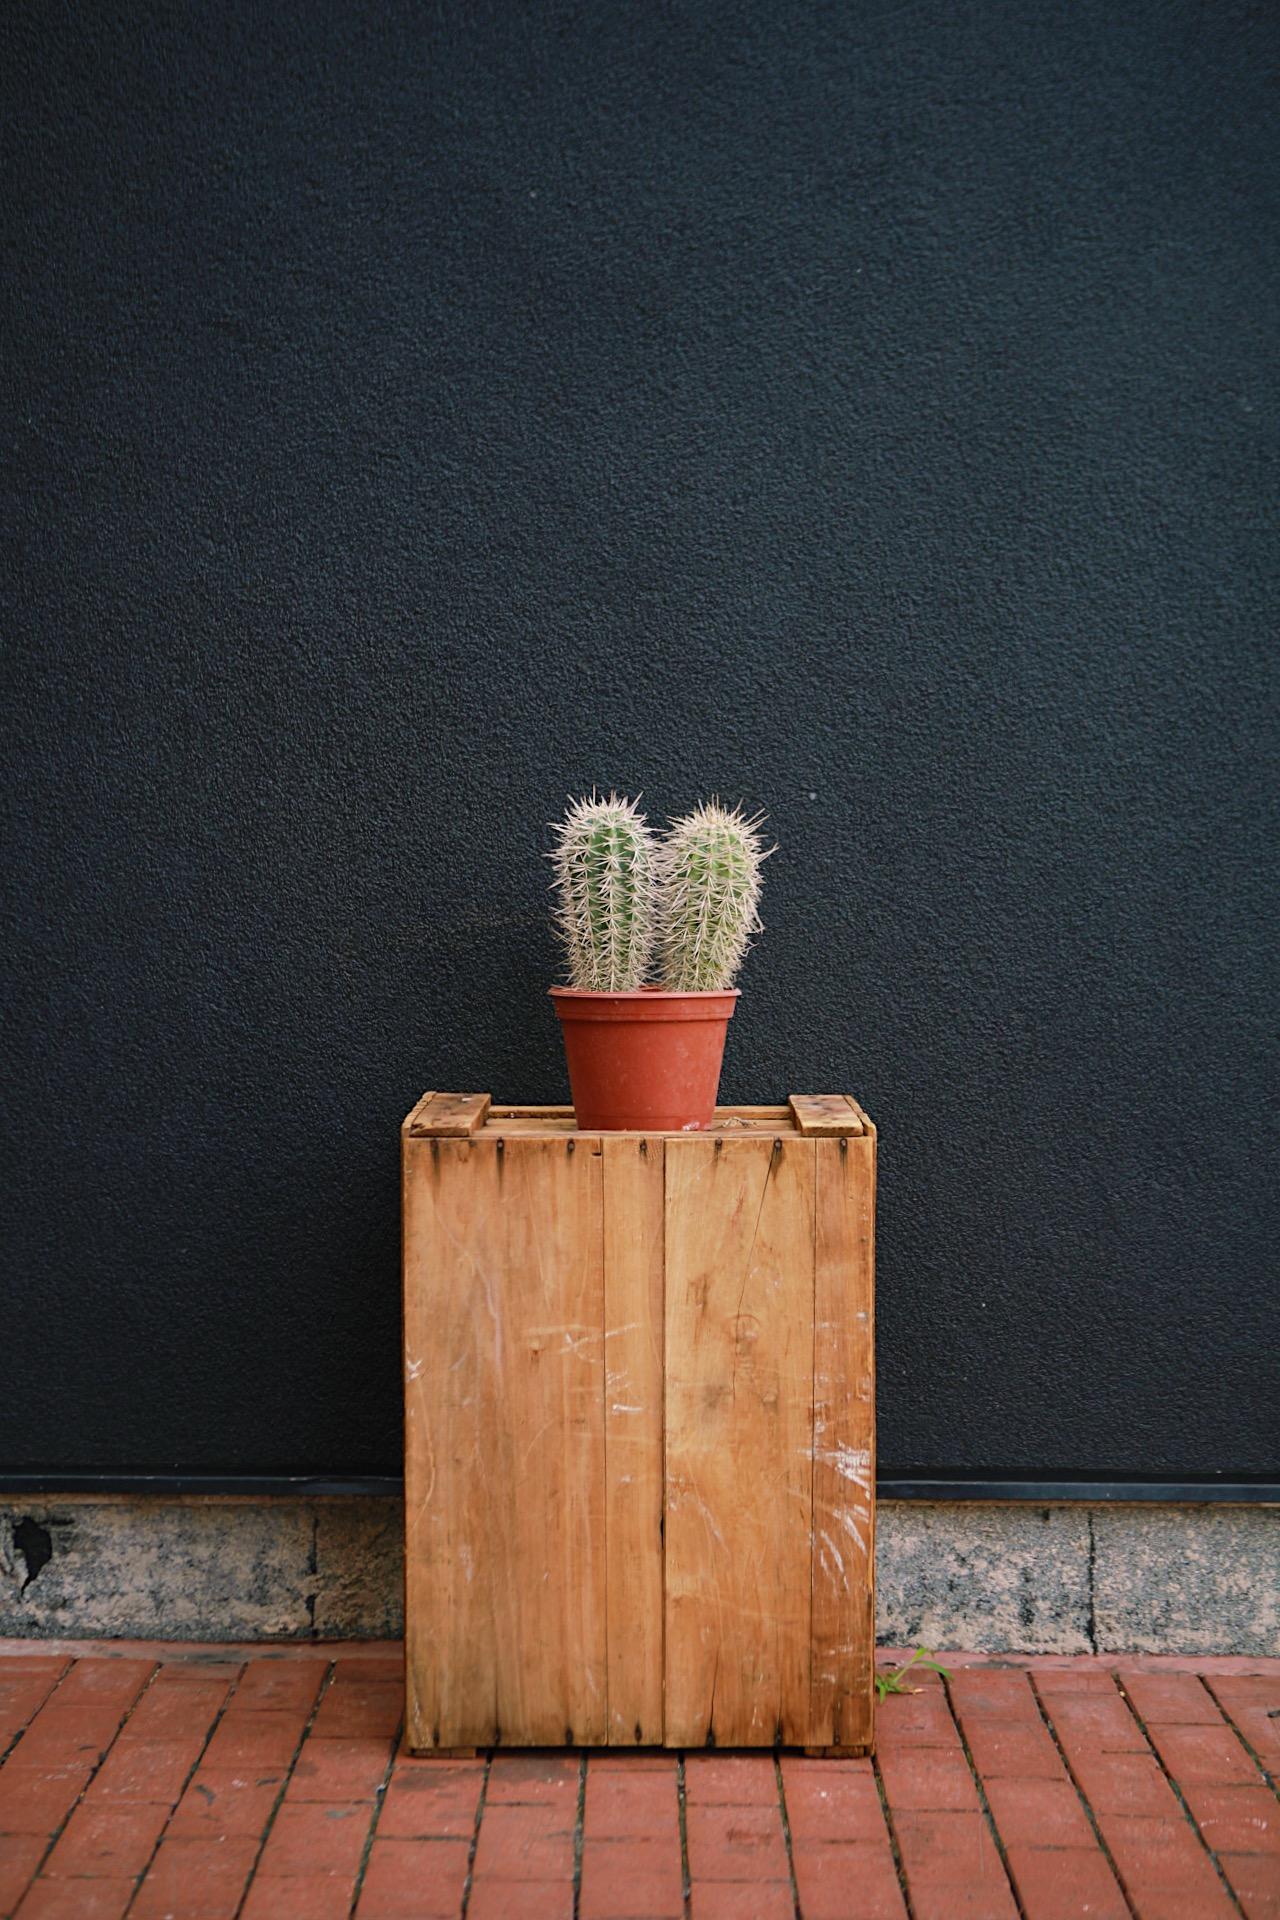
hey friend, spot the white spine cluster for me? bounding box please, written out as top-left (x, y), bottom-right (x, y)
top-left (655, 801), bottom-right (768, 993)
top-left (549, 792), bottom-right (656, 990)
top-left (549, 794), bottom-right (769, 993)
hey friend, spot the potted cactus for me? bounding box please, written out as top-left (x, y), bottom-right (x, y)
top-left (549, 794), bottom-right (767, 1131)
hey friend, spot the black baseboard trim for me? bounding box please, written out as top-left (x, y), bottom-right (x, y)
top-left (0, 1473), bottom-right (1275, 1504)
top-left (879, 1476), bottom-right (1278, 1505)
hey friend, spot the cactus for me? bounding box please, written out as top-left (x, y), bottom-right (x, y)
top-left (656, 801), bottom-right (768, 992)
top-left (550, 793), bottom-right (657, 991)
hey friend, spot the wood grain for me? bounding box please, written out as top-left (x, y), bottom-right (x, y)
top-left (663, 1135), bottom-right (816, 1747)
top-left (403, 1135), bottom-right (606, 1749)
top-left (485, 1114), bottom-right (794, 1139)
top-left (406, 1091), bottom-right (492, 1136)
top-left (601, 1136), bottom-right (665, 1743)
top-left (488, 1105), bottom-right (574, 1118)
top-left (402, 1093), bottom-right (876, 1752)
top-left (788, 1094), bottom-right (864, 1136)
top-left (401, 1090), bottom-right (437, 1135)
top-left (809, 1133), bottom-right (876, 1751)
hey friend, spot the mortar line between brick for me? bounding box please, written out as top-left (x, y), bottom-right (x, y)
top-left (572, 1748), bottom-right (587, 1920)
top-left (0, 1655), bottom-right (74, 1767)
top-left (346, 1705), bottom-right (403, 1916)
top-left (1201, 1675), bottom-right (1279, 1793)
top-left (942, 1674), bottom-right (1027, 1920)
top-left (458, 1751), bottom-right (493, 1918)
top-left (226, 1657), bottom-right (335, 1920)
top-left (18, 1650), bottom-right (164, 1895)
top-left (1114, 1676), bottom-right (1246, 1917)
top-left (871, 1751), bottom-right (916, 1920)
top-left (1027, 1672), bottom-right (1140, 1920)
top-left (773, 1751), bottom-right (802, 1920)
top-left (676, 1754), bottom-right (692, 1916)
top-left (120, 1655), bottom-right (255, 1919)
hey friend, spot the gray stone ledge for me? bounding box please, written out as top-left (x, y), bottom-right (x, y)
top-left (0, 1497), bottom-right (1275, 1654)
top-left (875, 1501), bottom-right (1093, 1654)
top-left (1091, 1504), bottom-right (1280, 1656)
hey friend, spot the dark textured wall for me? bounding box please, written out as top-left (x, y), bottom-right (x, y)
top-left (2, 0), bottom-right (1276, 1478)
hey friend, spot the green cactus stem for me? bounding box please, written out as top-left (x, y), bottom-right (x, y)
top-left (550, 793), bottom-right (656, 991)
top-left (656, 801), bottom-right (768, 992)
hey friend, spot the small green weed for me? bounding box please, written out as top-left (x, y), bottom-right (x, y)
top-left (875, 1647), bottom-right (951, 1701)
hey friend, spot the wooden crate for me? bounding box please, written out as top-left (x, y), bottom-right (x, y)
top-left (402, 1092), bottom-right (876, 1755)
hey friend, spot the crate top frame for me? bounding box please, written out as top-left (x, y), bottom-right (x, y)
top-left (402, 1092), bottom-right (874, 1140)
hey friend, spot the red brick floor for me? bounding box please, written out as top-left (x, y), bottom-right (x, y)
top-left (0, 1644), bottom-right (1276, 1919)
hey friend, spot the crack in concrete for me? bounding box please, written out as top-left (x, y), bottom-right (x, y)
top-left (1087, 1510), bottom-right (1098, 1654)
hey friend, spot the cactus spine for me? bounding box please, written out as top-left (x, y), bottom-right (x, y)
top-left (550, 793), bottom-right (656, 991)
top-left (656, 801), bottom-right (767, 992)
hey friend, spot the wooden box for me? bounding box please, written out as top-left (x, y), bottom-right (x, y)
top-left (402, 1093), bottom-right (876, 1755)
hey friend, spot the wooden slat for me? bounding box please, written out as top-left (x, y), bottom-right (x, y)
top-left (487, 1114), bottom-right (792, 1139)
top-left (664, 1135), bottom-right (816, 1747)
top-left (488, 1105), bottom-right (574, 1118)
top-left (489, 1105), bottom-right (790, 1120)
top-left (403, 1135), bottom-right (606, 1749)
top-left (788, 1094), bottom-right (864, 1137)
top-left (404, 1091), bottom-right (876, 1753)
top-left (406, 1092), bottom-right (492, 1137)
top-left (401, 1090), bottom-right (437, 1135)
top-left (809, 1133), bottom-right (876, 1751)
top-left (602, 1137), bottom-right (665, 1744)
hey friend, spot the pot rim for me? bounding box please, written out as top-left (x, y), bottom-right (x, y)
top-left (548, 985), bottom-right (740, 1002)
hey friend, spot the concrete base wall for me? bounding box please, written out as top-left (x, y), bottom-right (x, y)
top-left (1, 1498), bottom-right (1275, 1654)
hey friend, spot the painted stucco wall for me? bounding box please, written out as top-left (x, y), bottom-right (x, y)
top-left (2, 0), bottom-right (1276, 1478)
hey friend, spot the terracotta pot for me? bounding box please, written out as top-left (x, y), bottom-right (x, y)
top-left (549, 986), bottom-right (739, 1131)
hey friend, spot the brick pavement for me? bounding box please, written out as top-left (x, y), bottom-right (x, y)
top-left (0, 1644), bottom-right (1275, 1918)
